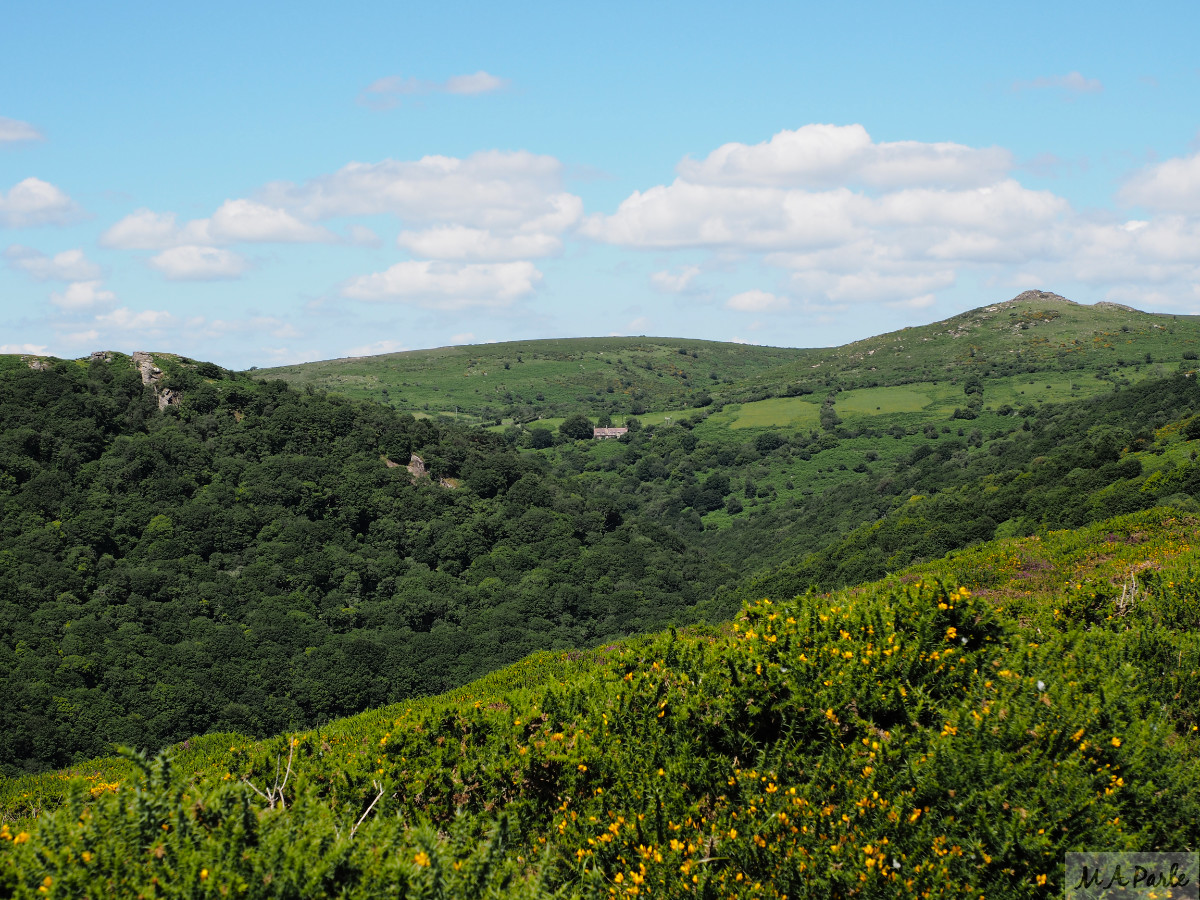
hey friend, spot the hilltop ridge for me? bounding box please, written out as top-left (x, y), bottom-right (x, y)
top-left (5, 292), bottom-right (1197, 424)
top-left (243, 292), bottom-right (1200, 421)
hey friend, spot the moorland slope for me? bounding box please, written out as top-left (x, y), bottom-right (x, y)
top-left (3, 508), bottom-right (1199, 897)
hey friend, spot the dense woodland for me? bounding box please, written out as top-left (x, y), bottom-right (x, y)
top-left (0, 356), bottom-right (739, 776)
top-left (4, 343), bottom-right (1200, 776)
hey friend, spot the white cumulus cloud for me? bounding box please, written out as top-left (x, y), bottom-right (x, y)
top-left (582, 124), bottom-right (1104, 309)
top-left (677, 124), bottom-right (1012, 190)
top-left (261, 151), bottom-right (579, 230)
top-left (342, 260), bottom-right (542, 308)
top-left (4, 245), bottom-right (102, 281)
top-left (1119, 152), bottom-right (1200, 214)
top-left (0, 177), bottom-right (82, 228)
top-left (101, 209), bottom-right (204, 250)
top-left (582, 182), bottom-right (864, 250)
top-left (50, 280), bottom-right (117, 310)
top-left (102, 200), bottom-right (331, 250)
top-left (149, 246), bottom-right (250, 280)
top-left (207, 199), bottom-right (333, 243)
top-left (259, 150), bottom-right (581, 262)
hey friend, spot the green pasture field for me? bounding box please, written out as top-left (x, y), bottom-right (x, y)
top-left (707, 397), bottom-right (822, 430)
top-left (834, 384), bottom-right (943, 415)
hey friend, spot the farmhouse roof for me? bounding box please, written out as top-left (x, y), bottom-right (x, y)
top-left (593, 427), bottom-right (628, 439)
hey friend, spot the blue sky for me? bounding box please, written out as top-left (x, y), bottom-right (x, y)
top-left (3, 0), bottom-right (1199, 367)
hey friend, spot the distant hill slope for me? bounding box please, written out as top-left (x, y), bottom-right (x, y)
top-left (252, 336), bottom-right (814, 422)
top-left (250, 292), bottom-right (1200, 422)
top-left (733, 290), bottom-right (1200, 399)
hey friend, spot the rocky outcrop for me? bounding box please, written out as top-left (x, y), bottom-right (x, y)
top-left (132, 351), bottom-right (181, 410)
top-left (399, 454), bottom-right (455, 488)
top-left (1008, 290), bottom-right (1076, 305)
top-left (132, 351), bottom-right (161, 384)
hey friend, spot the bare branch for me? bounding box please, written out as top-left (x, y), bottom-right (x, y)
top-left (278, 738), bottom-right (296, 810)
top-left (243, 737), bottom-right (298, 810)
top-left (350, 781), bottom-right (385, 838)
top-left (242, 777), bottom-right (272, 806)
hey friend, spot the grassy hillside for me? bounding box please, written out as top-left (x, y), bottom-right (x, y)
top-left (250, 293), bottom-right (1200, 427)
top-left (253, 337), bottom-right (812, 422)
top-left (733, 290), bottom-right (1200, 400)
top-left (3, 508), bottom-right (1199, 897)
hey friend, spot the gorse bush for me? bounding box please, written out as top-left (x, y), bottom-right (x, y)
top-left (5, 520), bottom-right (1200, 897)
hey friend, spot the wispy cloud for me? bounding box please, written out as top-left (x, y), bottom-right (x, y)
top-left (359, 70), bottom-right (509, 109)
top-left (0, 117), bottom-right (43, 144)
top-left (650, 266), bottom-right (701, 293)
top-left (609, 316), bottom-right (652, 337)
top-left (149, 246), bottom-right (250, 281)
top-left (94, 307), bottom-right (176, 331)
top-left (1012, 71), bottom-right (1103, 94)
top-left (0, 342), bottom-right (49, 354)
top-left (4, 245), bottom-right (102, 281)
top-left (347, 339), bottom-right (409, 356)
top-left (727, 289), bottom-right (789, 312)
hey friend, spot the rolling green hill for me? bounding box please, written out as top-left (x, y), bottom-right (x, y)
top-left (731, 290), bottom-right (1200, 400)
top-left (252, 293), bottom-right (1200, 426)
top-left (253, 337), bottom-right (813, 423)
